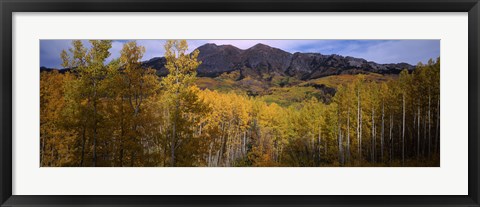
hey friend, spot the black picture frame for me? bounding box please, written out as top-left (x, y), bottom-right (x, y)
top-left (1, 0), bottom-right (479, 206)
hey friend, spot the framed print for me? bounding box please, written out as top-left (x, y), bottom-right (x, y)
top-left (1, 0), bottom-right (479, 206)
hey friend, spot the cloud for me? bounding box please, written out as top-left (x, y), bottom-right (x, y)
top-left (40, 40), bottom-right (76, 68)
top-left (136, 40), bottom-right (166, 60)
top-left (335, 40), bottom-right (440, 64)
top-left (107, 41), bottom-right (124, 62)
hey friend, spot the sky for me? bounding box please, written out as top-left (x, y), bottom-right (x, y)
top-left (40, 40), bottom-right (440, 68)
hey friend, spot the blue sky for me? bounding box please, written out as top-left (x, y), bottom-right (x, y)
top-left (40, 40), bottom-right (440, 68)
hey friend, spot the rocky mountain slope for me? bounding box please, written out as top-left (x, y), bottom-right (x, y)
top-left (141, 43), bottom-right (414, 80)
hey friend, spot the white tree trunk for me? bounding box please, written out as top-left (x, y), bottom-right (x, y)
top-left (428, 93), bottom-right (431, 157)
top-left (372, 107), bottom-right (375, 163)
top-left (347, 109), bottom-right (350, 164)
top-left (402, 93), bottom-right (405, 166)
top-left (389, 114), bottom-right (393, 164)
top-left (357, 90), bottom-right (361, 160)
top-left (381, 102), bottom-right (384, 162)
top-left (318, 125), bottom-right (322, 165)
top-left (339, 130), bottom-right (344, 166)
top-left (417, 107), bottom-right (420, 159)
top-left (424, 114), bottom-right (427, 156)
top-left (435, 99), bottom-right (440, 154)
top-left (358, 90), bottom-right (362, 161)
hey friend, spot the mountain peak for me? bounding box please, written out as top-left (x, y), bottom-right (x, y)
top-left (249, 43), bottom-right (273, 50)
top-left (197, 43), bottom-right (218, 50)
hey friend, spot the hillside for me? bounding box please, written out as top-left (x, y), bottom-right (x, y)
top-left (194, 72), bottom-right (394, 106)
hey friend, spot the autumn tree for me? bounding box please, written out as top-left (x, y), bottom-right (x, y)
top-left (40, 70), bottom-right (77, 166)
top-left (61, 40), bottom-right (113, 166)
top-left (161, 40), bottom-right (204, 166)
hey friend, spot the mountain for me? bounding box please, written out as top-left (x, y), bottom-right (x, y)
top-left (141, 43), bottom-right (414, 80)
top-left (40, 43), bottom-right (416, 105)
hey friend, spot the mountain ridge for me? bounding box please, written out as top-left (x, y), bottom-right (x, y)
top-left (143, 43), bottom-right (414, 80)
top-left (41, 43), bottom-right (415, 80)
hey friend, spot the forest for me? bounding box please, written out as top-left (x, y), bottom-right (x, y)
top-left (40, 40), bottom-right (440, 167)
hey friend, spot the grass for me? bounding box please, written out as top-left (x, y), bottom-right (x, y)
top-left (260, 86), bottom-right (321, 107)
top-left (195, 72), bottom-right (397, 107)
top-left (195, 77), bottom-right (240, 93)
top-left (304, 73), bottom-right (396, 88)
